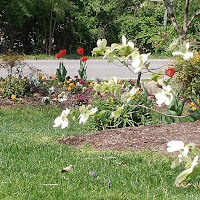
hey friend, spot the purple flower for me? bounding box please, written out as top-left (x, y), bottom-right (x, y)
top-left (92, 178), bottom-right (97, 181)
top-left (89, 171), bottom-right (96, 175)
top-left (108, 179), bottom-right (111, 187)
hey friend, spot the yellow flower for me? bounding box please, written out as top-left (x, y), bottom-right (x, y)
top-left (136, 90), bottom-right (141, 95)
top-left (69, 82), bottom-right (75, 87)
top-left (11, 94), bottom-right (16, 100)
top-left (106, 99), bottom-right (110, 103)
top-left (110, 97), bottom-right (114, 102)
top-left (52, 74), bottom-right (57, 80)
top-left (192, 106), bottom-right (197, 111)
top-left (41, 76), bottom-right (46, 81)
top-left (117, 80), bottom-right (122, 84)
top-left (67, 86), bottom-right (72, 91)
top-left (66, 80), bottom-right (70, 84)
top-left (197, 99), bottom-right (199, 104)
top-left (36, 74), bottom-right (40, 78)
top-left (131, 95), bottom-right (135, 99)
top-left (191, 102), bottom-right (195, 106)
top-left (89, 82), bottom-right (93, 87)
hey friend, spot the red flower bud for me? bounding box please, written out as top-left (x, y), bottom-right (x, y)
top-left (165, 68), bottom-right (175, 77)
top-left (77, 48), bottom-right (84, 55)
top-left (60, 49), bottom-right (66, 56)
top-left (81, 56), bottom-right (88, 62)
top-left (55, 53), bottom-right (62, 59)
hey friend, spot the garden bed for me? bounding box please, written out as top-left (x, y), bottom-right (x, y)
top-left (58, 121), bottom-right (200, 152)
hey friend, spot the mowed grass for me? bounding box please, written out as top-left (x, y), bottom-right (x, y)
top-left (0, 107), bottom-right (200, 200)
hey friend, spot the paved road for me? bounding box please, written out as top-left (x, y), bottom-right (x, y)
top-left (0, 59), bottom-right (172, 79)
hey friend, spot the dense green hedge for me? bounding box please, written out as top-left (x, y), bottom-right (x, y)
top-left (0, 0), bottom-right (199, 55)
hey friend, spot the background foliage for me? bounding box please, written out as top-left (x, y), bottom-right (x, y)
top-left (0, 0), bottom-right (199, 55)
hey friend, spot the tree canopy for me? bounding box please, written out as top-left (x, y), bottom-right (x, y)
top-left (0, 0), bottom-right (199, 55)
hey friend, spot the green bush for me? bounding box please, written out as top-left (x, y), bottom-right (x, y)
top-left (174, 50), bottom-right (200, 97)
top-left (92, 90), bottom-right (154, 131)
top-left (0, 77), bottom-right (31, 98)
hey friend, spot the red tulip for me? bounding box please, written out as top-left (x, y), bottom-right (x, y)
top-left (165, 68), bottom-right (175, 77)
top-left (81, 56), bottom-right (88, 62)
top-left (55, 53), bottom-right (62, 59)
top-left (60, 49), bottom-right (66, 56)
top-left (77, 48), bottom-right (84, 55)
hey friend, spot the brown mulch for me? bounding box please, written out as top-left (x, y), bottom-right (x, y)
top-left (58, 121), bottom-right (200, 152)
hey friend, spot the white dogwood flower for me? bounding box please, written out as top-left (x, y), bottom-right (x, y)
top-left (172, 42), bottom-right (193, 61)
top-left (167, 140), bottom-right (185, 152)
top-left (111, 105), bottom-right (124, 119)
top-left (131, 53), bottom-right (150, 73)
top-left (53, 108), bottom-right (71, 129)
top-left (121, 86), bottom-right (139, 103)
top-left (122, 35), bottom-right (134, 48)
top-left (155, 85), bottom-right (173, 106)
top-left (171, 146), bottom-right (191, 169)
top-left (97, 39), bottom-right (107, 50)
top-left (79, 105), bottom-right (98, 124)
top-left (175, 155), bottom-right (199, 185)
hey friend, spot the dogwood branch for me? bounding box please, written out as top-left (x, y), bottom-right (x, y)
top-left (187, 10), bottom-right (200, 28)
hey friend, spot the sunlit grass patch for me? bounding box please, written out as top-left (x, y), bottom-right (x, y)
top-left (0, 107), bottom-right (200, 200)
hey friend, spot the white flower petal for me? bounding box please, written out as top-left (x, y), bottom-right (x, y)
top-left (128, 41), bottom-right (134, 48)
top-left (61, 119), bottom-right (69, 129)
top-left (185, 42), bottom-right (190, 51)
top-left (90, 107), bottom-right (98, 115)
top-left (122, 35), bottom-right (127, 45)
top-left (167, 141), bottom-right (184, 152)
top-left (183, 52), bottom-right (193, 61)
top-left (155, 92), bottom-right (165, 105)
top-left (141, 53), bottom-right (150, 63)
top-left (53, 116), bottom-right (62, 127)
top-left (79, 114), bottom-right (88, 124)
top-left (172, 51), bottom-right (184, 56)
top-left (129, 86), bottom-right (138, 95)
top-left (188, 155), bottom-right (198, 174)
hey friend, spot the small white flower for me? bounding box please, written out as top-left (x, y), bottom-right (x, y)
top-left (53, 108), bottom-right (70, 129)
top-left (48, 86), bottom-right (55, 94)
top-left (58, 92), bottom-right (67, 102)
top-left (76, 82), bottom-right (81, 87)
top-left (167, 141), bottom-right (184, 152)
top-left (155, 85), bottom-right (173, 106)
top-left (42, 96), bottom-right (50, 104)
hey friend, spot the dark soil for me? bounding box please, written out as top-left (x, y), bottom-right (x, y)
top-left (58, 121), bottom-right (200, 152)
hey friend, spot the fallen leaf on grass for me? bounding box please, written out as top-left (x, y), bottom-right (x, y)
top-left (61, 165), bottom-right (74, 173)
top-left (116, 161), bottom-right (127, 166)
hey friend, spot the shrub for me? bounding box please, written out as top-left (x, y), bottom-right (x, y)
top-left (174, 50), bottom-right (200, 97)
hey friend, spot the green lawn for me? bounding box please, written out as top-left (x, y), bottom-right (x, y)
top-left (0, 107), bottom-right (199, 200)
